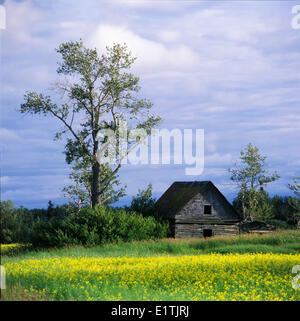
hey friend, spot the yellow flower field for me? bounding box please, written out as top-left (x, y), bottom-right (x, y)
top-left (3, 253), bottom-right (300, 301)
top-left (1, 244), bottom-right (29, 255)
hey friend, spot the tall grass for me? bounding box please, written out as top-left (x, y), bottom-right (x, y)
top-left (2, 230), bottom-right (300, 263)
top-left (0, 284), bottom-right (51, 301)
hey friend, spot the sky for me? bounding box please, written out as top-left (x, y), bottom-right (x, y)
top-left (1, 0), bottom-right (300, 208)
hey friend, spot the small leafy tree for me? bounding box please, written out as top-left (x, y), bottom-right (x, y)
top-left (0, 200), bottom-right (17, 243)
top-left (20, 40), bottom-right (161, 208)
top-left (229, 143), bottom-right (280, 221)
top-left (127, 183), bottom-right (158, 217)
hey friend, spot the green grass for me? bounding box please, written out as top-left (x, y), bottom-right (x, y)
top-left (0, 284), bottom-right (52, 301)
top-left (2, 230), bottom-right (300, 264)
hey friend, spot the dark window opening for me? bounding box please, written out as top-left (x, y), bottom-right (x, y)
top-left (203, 229), bottom-right (213, 238)
top-left (204, 205), bottom-right (212, 215)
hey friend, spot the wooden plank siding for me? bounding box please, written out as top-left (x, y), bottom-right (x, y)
top-left (174, 223), bottom-right (240, 238)
top-left (156, 181), bottom-right (243, 238)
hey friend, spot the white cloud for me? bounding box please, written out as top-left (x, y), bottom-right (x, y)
top-left (88, 24), bottom-right (200, 72)
top-left (205, 153), bottom-right (233, 167)
top-left (157, 30), bottom-right (180, 43)
top-left (117, 0), bottom-right (195, 12)
top-left (165, 7), bottom-right (280, 46)
top-left (0, 128), bottom-right (21, 142)
top-left (4, 0), bottom-right (44, 45)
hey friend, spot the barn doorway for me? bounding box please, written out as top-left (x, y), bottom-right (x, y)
top-left (203, 229), bottom-right (213, 238)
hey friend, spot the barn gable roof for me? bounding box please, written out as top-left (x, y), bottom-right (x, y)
top-left (155, 181), bottom-right (242, 219)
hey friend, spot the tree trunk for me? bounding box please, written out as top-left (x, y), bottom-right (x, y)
top-left (91, 161), bottom-right (101, 208)
top-left (91, 135), bottom-right (101, 208)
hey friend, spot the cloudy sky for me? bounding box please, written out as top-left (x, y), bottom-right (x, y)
top-left (1, 0), bottom-right (300, 208)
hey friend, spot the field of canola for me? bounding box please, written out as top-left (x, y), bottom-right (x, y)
top-left (1, 244), bottom-right (30, 256)
top-left (3, 253), bottom-right (300, 301)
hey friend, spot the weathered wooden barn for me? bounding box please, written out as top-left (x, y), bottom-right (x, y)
top-left (156, 181), bottom-right (242, 238)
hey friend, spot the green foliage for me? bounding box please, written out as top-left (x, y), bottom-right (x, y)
top-left (0, 201), bottom-right (38, 244)
top-left (63, 160), bottom-right (126, 209)
top-left (265, 219), bottom-right (294, 230)
top-left (287, 178), bottom-right (300, 226)
top-left (288, 177), bottom-right (300, 199)
top-left (229, 143), bottom-right (280, 189)
top-left (286, 197), bottom-right (300, 226)
top-left (126, 183), bottom-right (157, 218)
top-left (233, 189), bottom-right (274, 222)
top-left (270, 195), bottom-right (288, 221)
top-left (1, 200), bottom-right (169, 247)
top-left (233, 192), bottom-right (300, 227)
top-left (0, 201), bottom-right (18, 243)
top-left (30, 205), bottom-right (170, 248)
top-left (229, 143), bottom-right (280, 221)
top-left (269, 195), bottom-right (300, 226)
top-left (1, 244), bottom-right (32, 256)
top-left (20, 40), bottom-right (162, 207)
top-left (0, 201), bottom-right (74, 244)
top-left (248, 189), bottom-right (274, 221)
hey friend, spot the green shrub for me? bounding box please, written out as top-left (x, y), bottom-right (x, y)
top-left (31, 206), bottom-right (170, 247)
top-left (126, 184), bottom-right (158, 218)
top-left (266, 219), bottom-right (295, 230)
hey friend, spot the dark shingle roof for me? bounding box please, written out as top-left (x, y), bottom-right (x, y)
top-left (155, 181), bottom-right (241, 219)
